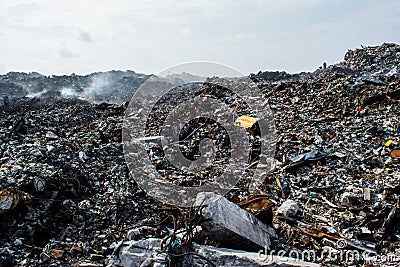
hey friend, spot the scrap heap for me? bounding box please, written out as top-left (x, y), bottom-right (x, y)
top-left (0, 43), bottom-right (399, 266)
top-left (252, 43), bottom-right (400, 266)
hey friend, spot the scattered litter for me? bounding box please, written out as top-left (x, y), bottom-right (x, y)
top-left (0, 43), bottom-right (399, 266)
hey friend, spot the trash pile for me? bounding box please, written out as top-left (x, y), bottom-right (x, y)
top-left (0, 70), bottom-right (150, 103)
top-left (250, 70), bottom-right (310, 83)
top-left (253, 73), bottom-right (399, 265)
top-left (0, 43), bottom-right (399, 266)
top-left (342, 43), bottom-right (400, 76)
top-left (0, 98), bottom-right (160, 266)
top-left (250, 43), bottom-right (400, 266)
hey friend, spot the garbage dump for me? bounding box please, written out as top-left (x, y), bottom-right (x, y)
top-left (0, 43), bottom-right (400, 266)
top-left (0, 70), bottom-right (150, 103)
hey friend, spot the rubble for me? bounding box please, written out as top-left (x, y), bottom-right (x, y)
top-left (0, 188), bottom-right (21, 214)
top-left (0, 42), bottom-right (400, 266)
top-left (252, 43), bottom-right (400, 266)
top-left (0, 70), bottom-right (151, 103)
top-left (391, 149), bottom-right (400, 159)
top-left (276, 199), bottom-right (299, 218)
top-left (342, 43), bottom-right (400, 75)
top-left (194, 192), bottom-right (276, 251)
top-left (237, 194), bottom-right (274, 225)
top-left (109, 238), bottom-right (320, 267)
top-left (0, 98), bottom-right (159, 266)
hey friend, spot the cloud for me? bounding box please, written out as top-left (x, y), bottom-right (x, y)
top-left (58, 47), bottom-right (75, 58)
top-left (0, 64), bottom-right (7, 73)
top-left (78, 29), bottom-right (93, 43)
top-left (180, 26), bottom-right (192, 35)
top-left (0, 0), bottom-right (399, 75)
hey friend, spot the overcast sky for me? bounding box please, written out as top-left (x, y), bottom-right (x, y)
top-left (0, 0), bottom-right (399, 75)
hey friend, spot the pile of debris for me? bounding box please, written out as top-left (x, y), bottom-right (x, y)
top-left (0, 43), bottom-right (399, 266)
top-left (342, 43), bottom-right (400, 75)
top-left (0, 98), bottom-right (160, 266)
top-left (0, 70), bottom-right (150, 103)
top-left (252, 71), bottom-right (400, 266)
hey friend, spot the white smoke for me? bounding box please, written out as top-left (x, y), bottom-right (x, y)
top-left (80, 73), bottom-right (111, 102)
top-left (61, 87), bottom-right (78, 98)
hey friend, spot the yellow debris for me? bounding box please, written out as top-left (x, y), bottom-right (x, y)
top-left (385, 140), bottom-right (393, 147)
top-left (234, 116), bottom-right (259, 129)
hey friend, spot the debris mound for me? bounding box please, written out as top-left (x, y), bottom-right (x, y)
top-left (0, 43), bottom-right (400, 266)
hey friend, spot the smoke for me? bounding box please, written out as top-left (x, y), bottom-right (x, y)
top-left (60, 87), bottom-right (78, 98)
top-left (80, 73), bottom-right (112, 103)
top-left (25, 74), bottom-right (112, 103)
top-left (12, 71), bottom-right (149, 103)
